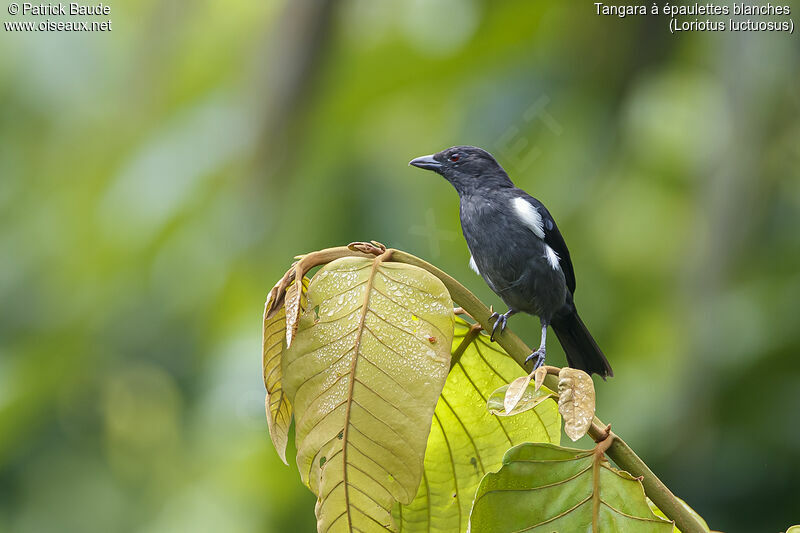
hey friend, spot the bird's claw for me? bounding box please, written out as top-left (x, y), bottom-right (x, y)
top-left (525, 349), bottom-right (546, 370)
top-left (489, 313), bottom-right (508, 342)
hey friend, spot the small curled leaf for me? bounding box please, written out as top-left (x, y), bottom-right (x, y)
top-left (503, 374), bottom-right (532, 414)
top-left (284, 276), bottom-right (309, 348)
top-left (558, 367), bottom-right (596, 441)
top-left (264, 285), bottom-right (281, 319)
top-left (533, 365), bottom-right (547, 392)
top-left (488, 382), bottom-right (556, 417)
top-left (347, 240), bottom-right (386, 255)
top-left (264, 263), bottom-right (298, 319)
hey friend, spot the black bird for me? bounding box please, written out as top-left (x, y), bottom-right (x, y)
top-left (410, 146), bottom-right (613, 378)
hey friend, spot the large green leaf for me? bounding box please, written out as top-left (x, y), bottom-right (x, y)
top-left (283, 256), bottom-right (455, 532)
top-left (394, 318), bottom-right (561, 532)
top-left (470, 442), bottom-right (674, 532)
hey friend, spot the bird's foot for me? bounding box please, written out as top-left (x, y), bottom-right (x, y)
top-left (525, 348), bottom-right (546, 370)
top-left (488, 310), bottom-right (513, 341)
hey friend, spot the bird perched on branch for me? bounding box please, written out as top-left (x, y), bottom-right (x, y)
top-left (410, 146), bottom-right (613, 378)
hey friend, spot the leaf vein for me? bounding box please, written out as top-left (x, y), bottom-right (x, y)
top-left (439, 393), bottom-right (486, 475)
top-left (456, 359), bottom-right (514, 445)
top-left (433, 412), bottom-right (462, 528)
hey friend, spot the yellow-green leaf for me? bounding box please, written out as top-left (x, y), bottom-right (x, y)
top-left (283, 256), bottom-right (454, 532)
top-left (262, 277), bottom-right (308, 465)
top-left (393, 318), bottom-right (560, 533)
top-left (470, 443), bottom-right (674, 532)
top-left (558, 367), bottom-right (596, 441)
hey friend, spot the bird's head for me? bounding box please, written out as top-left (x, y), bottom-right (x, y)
top-left (409, 146), bottom-right (513, 194)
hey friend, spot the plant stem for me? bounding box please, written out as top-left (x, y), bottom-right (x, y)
top-left (450, 323), bottom-right (482, 370)
top-left (604, 435), bottom-right (700, 531)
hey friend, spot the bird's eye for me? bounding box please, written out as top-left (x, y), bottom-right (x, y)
top-left (450, 154), bottom-right (460, 162)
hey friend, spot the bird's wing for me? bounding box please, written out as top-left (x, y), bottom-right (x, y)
top-left (519, 194), bottom-right (576, 294)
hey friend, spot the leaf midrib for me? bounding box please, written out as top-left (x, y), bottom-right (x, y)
top-left (340, 253), bottom-right (385, 532)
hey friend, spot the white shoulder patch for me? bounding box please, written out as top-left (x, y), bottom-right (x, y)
top-left (544, 244), bottom-right (560, 270)
top-left (469, 255), bottom-right (480, 275)
top-left (511, 197), bottom-right (545, 238)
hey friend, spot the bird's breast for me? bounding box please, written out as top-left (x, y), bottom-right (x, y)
top-left (460, 196), bottom-right (539, 279)
top-left (459, 195), bottom-right (566, 315)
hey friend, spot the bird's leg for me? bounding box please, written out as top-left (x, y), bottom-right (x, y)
top-left (488, 308), bottom-right (516, 341)
top-left (525, 321), bottom-right (548, 370)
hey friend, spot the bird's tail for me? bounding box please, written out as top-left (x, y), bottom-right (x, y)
top-left (551, 309), bottom-right (613, 379)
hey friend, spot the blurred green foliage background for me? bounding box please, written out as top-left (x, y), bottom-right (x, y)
top-left (1, 1), bottom-right (799, 531)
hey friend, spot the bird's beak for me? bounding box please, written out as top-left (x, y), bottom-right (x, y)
top-left (409, 154), bottom-right (442, 172)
